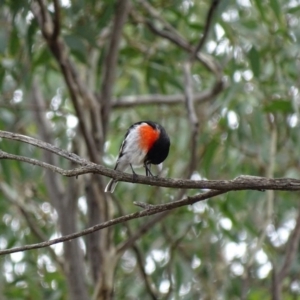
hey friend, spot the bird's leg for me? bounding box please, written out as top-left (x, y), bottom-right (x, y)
top-left (144, 163), bottom-right (155, 177)
top-left (130, 164), bottom-right (138, 180)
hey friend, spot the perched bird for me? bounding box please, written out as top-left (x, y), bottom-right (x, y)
top-left (105, 121), bottom-right (170, 193)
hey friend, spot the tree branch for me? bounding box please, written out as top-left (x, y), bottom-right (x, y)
top-left (112, 90), bottom-right (224, 108)
top-left (31, 1), bottom-right (101, 163)
top-left (113, 198), bottom-right (159, 299)
top-left (0, 189), bottom-right (225, 255)
top-left (52, 0), bottom-right (61, 40)
top-left (2, 130), bottom-right (300, 191)
top-left (100, 0), bottom-right (131, 135)
top-left (0, 182), bottom-right (65, 271)
top-left (134, 9), bottom-right (221, 76)
top-left (191, 0), bottom-right (221, 59)
top-left (0, 130), bottom-right (88, 165)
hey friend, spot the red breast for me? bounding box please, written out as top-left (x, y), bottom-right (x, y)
top-left (138, 123), bottom-right (160, 152)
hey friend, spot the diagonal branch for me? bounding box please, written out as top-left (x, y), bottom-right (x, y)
top-left (132, 8), bottom-right (222, 76)
top-left (0, 182), bottom-right (65, 271)
top-left (0, 149), bottom-right (76, 175)
top-left (0, 189), bottom-right (225, 255)
top-left (116, 210), bottom-right (170, 255)
top-left (52, 0), bottom-right (61, 40)
top-left (31, 1), bottom-right (101, 163)
top-left (114, 198), bottom-right (159, 299)
top-left (191, 0), bottom-right (221, 60)
top-left (0, 130), bottom-right (87, 165)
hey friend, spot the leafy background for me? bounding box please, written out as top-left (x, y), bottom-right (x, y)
top-left (0, 0), bottom-right (300, 299)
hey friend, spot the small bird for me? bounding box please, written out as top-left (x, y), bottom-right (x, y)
top-left (105, 121), bottom-right (170, 193)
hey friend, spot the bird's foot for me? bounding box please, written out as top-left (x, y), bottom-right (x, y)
top-left (130, 164), bottom-right (138, 181)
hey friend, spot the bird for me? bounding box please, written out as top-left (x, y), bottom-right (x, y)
top-left (105, 121), bottom-right (170, 193)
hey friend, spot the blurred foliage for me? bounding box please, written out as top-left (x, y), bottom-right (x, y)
top-left (0, 0), bottom-right (300, 299)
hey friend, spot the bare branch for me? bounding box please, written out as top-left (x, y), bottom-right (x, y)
top-left (31, 2), bottom-right (101, 163)
top-left (0, 149), bottom-right (75, 175)
top-left (116, 210), bottom-right (169, 255)
top-left (0, 190), bottom-right (225, 255)
top-left (2, 130), bottom-right (300, 191)
top-left (1, 87), bottom-right (225, 111)
top-left (191, 0), bottom-right (221, 59)
top-left (112, 89), bottom-right (224, 108)
top-left (0, 130), bottom-right (87, 165)
top-left (35, 0), bottom-right (53, 38)
top-left (52, 0), bottom-right (61, 40)
top-left (114, 198), bottom-right (159, 299)
top-left (2, 131), bottom-right (300, 191)
top-left (132, 8), bottom-right (221, 76)
top-left (52, 0), bottom-right (60, 40)
top-left (0, 182), bottom-right (65, 271)
top-left (2, 130), bottom-right (300, 257)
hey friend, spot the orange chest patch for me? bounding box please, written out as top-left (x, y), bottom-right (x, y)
top-left (138, 124), bottom-right (159, 152)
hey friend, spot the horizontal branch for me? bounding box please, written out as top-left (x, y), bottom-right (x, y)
top-left (1, 130), bottom-right (300, 191)
top-left (112, 90), bottom-right (221, 108)
top-left (0, 189), bottom-right (225, 255)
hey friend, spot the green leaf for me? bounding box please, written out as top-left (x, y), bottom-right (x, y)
top-left (32, 46), bottom-right (52, 68)
top-left (64, 34), bottom-right (86, 63)
top-left (248, 46), bottom-right (260, 78)
top-left (270, 0), bottom-right (281, 23)
top-left (264, 100), bottom-right (293, 113)
top-left (202, 138), bottom-right (219, 175)
top-left (9, 26), bottom-right (20, 56)
top-left (26, 19), bottom-right (38, 60)
top-left (0, 65), bottom-right (5, 88)
top-left (0, 30), bottom-right (7, 54)
top-left (253, 0), bottom-right (267, 23)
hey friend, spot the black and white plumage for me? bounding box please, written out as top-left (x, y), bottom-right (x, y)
top-left (105, 121), bottom-right (170, 193)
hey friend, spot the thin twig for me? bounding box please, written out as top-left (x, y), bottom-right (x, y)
top-left (134, 9), bottom-right (221, 76)
top-left (191, 0), bottom-right (221, 60)
top-left (0, 150), bottom-right (75, 174)
top-left (0, 182), bottom-right (65, 270)
top-left (116, 210), bottom-right (170, 254)
top-left (0, 130), bottom-right (87, 165)
top-left (113, 197), bottom-right (159, 299)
